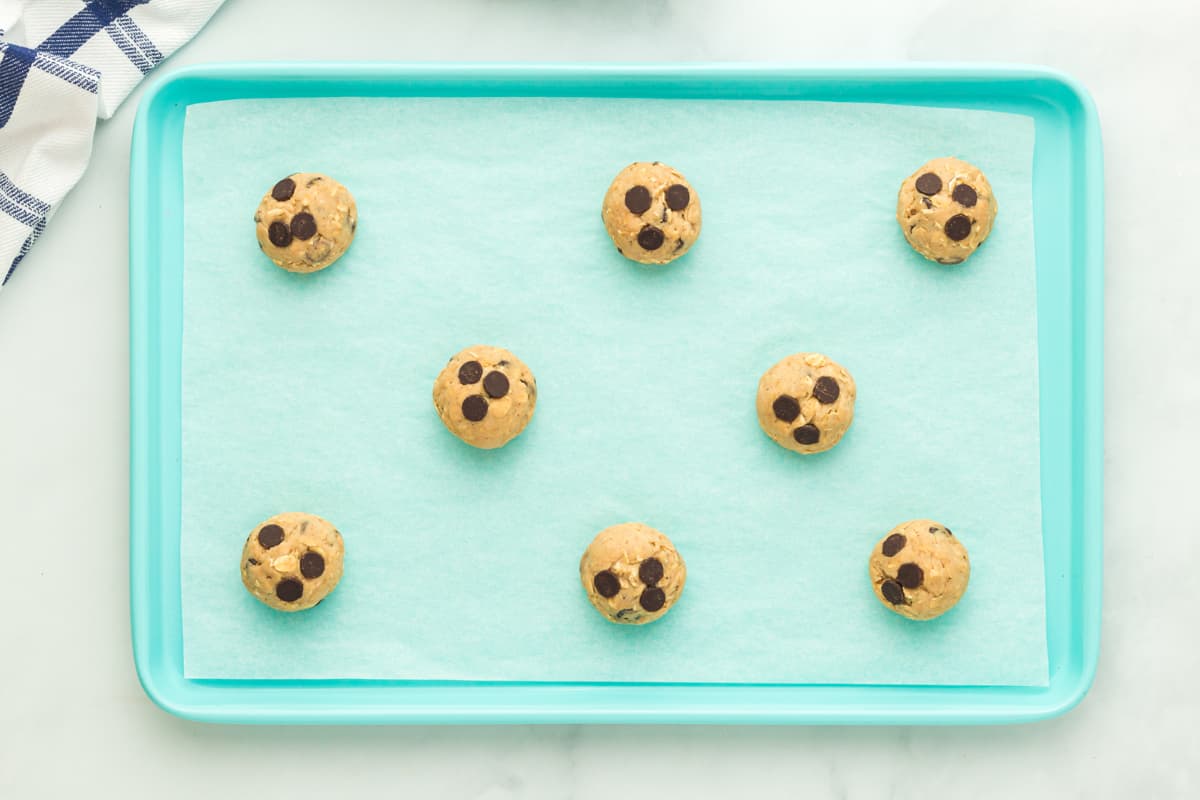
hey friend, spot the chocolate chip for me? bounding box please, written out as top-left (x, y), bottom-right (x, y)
top-left (922, 197), bottom-right (933, 209)
top-left (813, 376), bottom-right (840, 404)
top-left (461, 395), bottom-right (488, 422)
top-left (944, 214), bottom-right (972, 241)
top-left (929, 526), bottom-right (939, 534)
top-left (483, 370), bottom-right (510, 399)
top-left (637, 225), bottom-right (665, 251)
top-left (897, 562), bottom-right (924, 589)
top-left (257, 524), bottom-right (284, 549)
top-left (674, 238), bottom-right (685, 252)
top-left (458, 360), bottom-right (483, 385)
top-left (639, 558), bottom-right (664, 586)
top-left (937, 257), bottom-right (964, 265)
top-left (593, 570), bottom-right (620, 598)
top-left (247, 558), bottom-right (259, 566)
top-left (290, 212), bottom-right (317, 241)
top-left (665, 184), bottom-right (690, 211)
top-left (952, 183), bottom-right (978, 207)
top-left (793, 424), bottom-right (820, 445)
top-left (267, 221), bottom-right (292, 247)
top-left (915, 172), bottom-right (942, 195)
top-left (661, 206), bottom-right (668, 223)
top-left (772, 395), bottom-right (800, 423)
top-left (640, 587), bottom-right (666, 612)
top-left (300, 552), bottom-right (325, 579)
top-left (881, 579), bottom-right (905, 605)
top-left (944, 527), bottom-right (954, 536)
top-left (305, 176), bottom-right (323, 188)
top-left (271, 178), bottom-right (295, 201)
top-left (624, 185), bottom-right (652, 215)
top-left (276, 579), bottom-right (303, 602)
top-left (881, 533), bottom-right (906, 557)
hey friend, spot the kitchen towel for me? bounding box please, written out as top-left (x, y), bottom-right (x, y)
top-left (0, 0), bottom-right (223, 290)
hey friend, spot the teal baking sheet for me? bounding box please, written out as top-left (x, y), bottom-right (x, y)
top-left (130, 64), bottom-right (1103, 724)
top-left (181, 95), bottom-right (1046, 686)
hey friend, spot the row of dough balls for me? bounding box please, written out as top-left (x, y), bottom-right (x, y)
top-left (240, 514), bottom-right (969, 622)
top-left (434, 344), bottom-right (856, 454)
top-left (251, 157), bottom-right (997, 273)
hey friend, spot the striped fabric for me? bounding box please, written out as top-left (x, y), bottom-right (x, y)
top-left (0, 0), bottom-right (223, 290)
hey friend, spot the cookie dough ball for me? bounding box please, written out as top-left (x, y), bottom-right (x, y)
top-left (756, 352), bottom-right (856, 454)
top-left (580, 522), bottom-right (686, 625)
top-left (869, 520), bottom-right (970, 620)
top-left (254, 173), bottom-right (357, 273)
top-left (897, 157), bottom-right (997, 264)
top-left (240, 512), bottom-right (345, 612)
top-left (601, 162), bottom-right (701, 264)
top-left (433, 345), bottom-right (537, 449)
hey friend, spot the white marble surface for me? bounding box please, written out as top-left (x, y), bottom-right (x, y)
top-left (1, 0), bottom-right (1197, 796)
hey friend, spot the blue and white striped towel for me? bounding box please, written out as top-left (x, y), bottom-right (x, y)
top-left (0, 0), bottom-right (223, 290)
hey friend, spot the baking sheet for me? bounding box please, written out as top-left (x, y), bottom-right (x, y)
top-left (180, 96), bottom-right (1047, 685)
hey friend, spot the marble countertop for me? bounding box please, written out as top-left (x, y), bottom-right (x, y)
top-left (1, 0), bottom-right (1196, 796)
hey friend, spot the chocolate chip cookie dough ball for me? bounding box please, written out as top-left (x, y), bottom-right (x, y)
top-left (897, 157), bottom-right (997, 264)
top-left (254, 172), bottom-right (357, 273)
top-left (756, 352), bottom-right (856, 454)
top-left (433, 345), bottom-right (537, 449)
top-left (869, 520), bottom-right (970, 620)
top-left (580, 522), bottom-right (686, 625)
top-left (241, 512), bottom-right (345, 612)
top-left (601, 162), bottom-right (701, 264)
